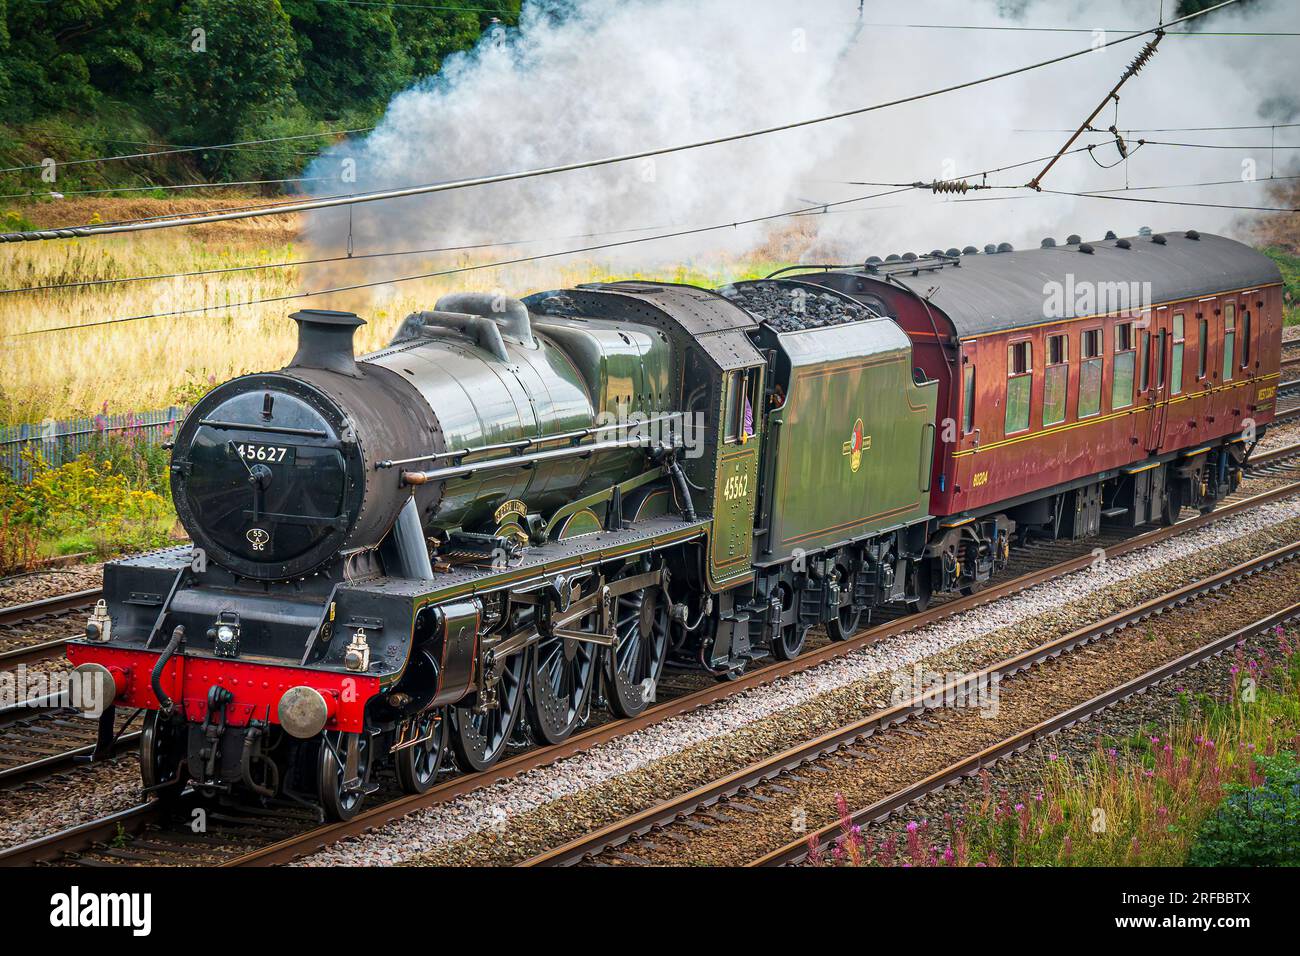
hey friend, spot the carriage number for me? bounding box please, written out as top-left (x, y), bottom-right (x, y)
top-left (723, 474), bottom-right (750, 500)
top-left (236, 443), bottom-right (293, 464)
top-left (971, 470), bottom-right (990, 487)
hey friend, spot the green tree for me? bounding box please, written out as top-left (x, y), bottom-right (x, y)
top-left (152, 0), bottom-right (302, 154)
top-left (281, 0), bottom-right (408, 118)
top-left (392, 2), bottom-right (511, 85)
top-left (0, 0), bottom-right (10, 117)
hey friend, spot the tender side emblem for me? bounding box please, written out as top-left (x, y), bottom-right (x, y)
top-left (842, 418), bottom-right (870, 473)
top-left (246, 528), bottom-right (270, 552)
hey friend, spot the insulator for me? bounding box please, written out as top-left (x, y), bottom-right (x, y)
top-left (1122, 37), bottom-right (1160, 80)
top-left (929, 179), bottom-right (972, 195)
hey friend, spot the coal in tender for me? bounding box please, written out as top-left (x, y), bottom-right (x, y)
top-left (720, 282), bottom-right (874, 332)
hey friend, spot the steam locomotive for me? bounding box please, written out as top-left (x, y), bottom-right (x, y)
top-left (69, 231), bottom-right (1284, 819)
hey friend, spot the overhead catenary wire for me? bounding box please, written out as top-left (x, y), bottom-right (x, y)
top-left (0, 221), bottom-right (697, 296)
top-left (0, 0), bottom-right (1246, 243)
top-left (834, 144), bottom-right (1101, 187)
top-left (6, 187), bottom-right (917, 337)
top-left (10, 134), bottom-right (1296, 298)
top-left (1016, 122), bottom-right (1300, 133)
top-left (16, 155), bottom-right (1300, 332)
top-left (1036, 188), bottom-right (1298, 213)
top-left (10, 177), bottom-right (1292, 337)
top-left (1136, 138), bottom-right (1300, 150)
top-left (1081, 174), bottom-right (1300, 194)
top-left (845, 20), bottom-right (1297, 37)
top-left (0, 141), bottom-right (1132, 296)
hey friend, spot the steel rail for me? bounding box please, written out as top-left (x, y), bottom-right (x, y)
top-left (1249, 441), bottom-right (1300, 468)
top-left (0, 730), bottom-right (142, 787)
top-left (7, 479), bottom-right (1297, 867)
top-left (0, 635), bottom-right (77, 669)
top-left (0, 589), bottom-right (100, 628)
top-left (521, 541), bottom-right (1300, 866)
top-left (221, 480), bottom-right (1300, 867)
top-left (0, 802), bottom-right (164, 867)
top-left (751, 597), bottom-right (1300, 867)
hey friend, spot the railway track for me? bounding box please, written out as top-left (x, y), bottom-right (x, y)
top-left (0, 704), bottom-right (141, 786)
top-left (1, 441), bottom-right (1297, 865)
top-left (0, 589), bottom-right (99, 671)
top-left (519, 544), bottom-right (1300, 867)
top-left (0, 589), bottom-right (101, 629)
top-left (752, 597), bottom-right (1300, 867)
top-left (4, 472), bottom-right (1293, 868)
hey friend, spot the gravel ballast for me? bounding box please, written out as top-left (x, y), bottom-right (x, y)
top-left (292, 497), bottom-right (1300, 866)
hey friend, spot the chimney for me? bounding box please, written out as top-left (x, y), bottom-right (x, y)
top-left (288, 310), bottom-right (366, 377)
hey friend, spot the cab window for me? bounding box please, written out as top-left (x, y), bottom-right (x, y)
top-left (724, 368), bottom-right (760, 443)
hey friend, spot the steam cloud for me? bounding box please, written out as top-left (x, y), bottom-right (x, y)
top-left (302, 0), bottom-right (1299, 302)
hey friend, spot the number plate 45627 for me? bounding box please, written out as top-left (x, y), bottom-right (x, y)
top-left (235, 443), bottom-right (296, 464)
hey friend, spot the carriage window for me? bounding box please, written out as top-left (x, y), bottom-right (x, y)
top-left (1222, 303), bottom-right (1235, 382)
top-left (962, 364), bottom-right (976, 435)
top-left (1139, 330), bottom-right (1150, 393)
top-left (1156, 329), bottom-right (1167, 389)
top-left (1171, 313), bottom-right (1185, 395)
top-left (1198, 317), bottom-right (1209, 379)
top-left (1043, 334), bottom-right (1068, 427)
top-left (1079, 328), bottom-right (1103, 418)
top-left (1004, 341), bottom-right (1032, 434)
top-left (1242, 309), bottom-right (1251, 369)
top-left (1112, 322), bottom-right (1135, 410)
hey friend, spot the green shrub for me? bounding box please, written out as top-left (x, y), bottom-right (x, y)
top-left (6, 445), bottom-right (176, 561)
top-left (1188, 754), bottom-right (1300, 866)
top-left (81, 431), bottom-right (173, 497)
top-left (1262, 248), bottom-right (1300, 327)
top-left (1, 209), bottom-right (34, 232)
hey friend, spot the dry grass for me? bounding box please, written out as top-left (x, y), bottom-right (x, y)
top-left (1, 199), bottom-right (792, 425)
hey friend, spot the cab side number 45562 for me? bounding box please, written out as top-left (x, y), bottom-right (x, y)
top-left (723, 474), bottom-right (749, 501)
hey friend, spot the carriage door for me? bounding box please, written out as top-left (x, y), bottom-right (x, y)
top-left (1144, 307), bottom-right (1170, 453)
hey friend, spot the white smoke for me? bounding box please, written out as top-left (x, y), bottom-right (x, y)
top-left (301, 0), bottom-right (1299, 298)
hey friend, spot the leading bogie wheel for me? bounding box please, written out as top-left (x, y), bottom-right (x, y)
top-left (317, 730), bottom-right (372, 822)
top-left (393, 710), bottom-right (450, 794)
top-left (605, 568), bottom-right (670, 718)
top-left (451, 647), bottom-right (527, 771)
top-left (139, 710), bottom-right (187, 802)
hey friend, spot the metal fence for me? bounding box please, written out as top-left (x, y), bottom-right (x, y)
top-left (0, 407), bottom-right (185, 483)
